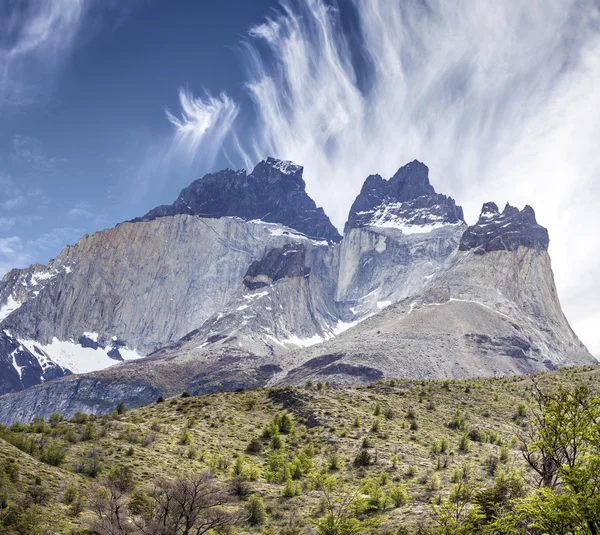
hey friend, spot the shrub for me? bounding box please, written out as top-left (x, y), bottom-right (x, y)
top-left (49, 412), bottom-right (63, 428)
top-left (458, 433), bottom-right (471, 452)
top-left (63, 484), bottom-right (78, 505)
top-left (328, 454), bottom-right (341, 471)
top-left (427, 472), bottom-right (441, 491)
top-left (484, 455), bottom-right (499, 476)
top-left (279, 411), bottom-right (294, 434)
top-left (246, 437), bottom-right (263, 454)
top-left (116, 402), bottom-right (127, 415)
top-left (354, 449), bottom-right (372, 467)
top-left (181, 391), bottom-right (191, 398)
top-left (406, 466), bottom-right (417, 478)
top-left (270, 434), bottom-right (283, 450)
top-left (353, 415), bottom-right (362, 428)
top-left (156, 396), bottom-right (165, 403)
top-left (41, 441), bottom-right (67, 466)
top-left (283, 478), bottom-right (299, 498)
top-left (374, 402), bottom-right (382, 416)
top-left (71, 412), bottom-right (89, 424)
top-left (179, 430), bottom-right (192, 446)
top-left (77, 449), bottom-right (103, 477)
top-left (389, 484), bottom-right (409, 507)
top-left (82, 423), bottom-right (96, 441)
top-left (247, 495), bottom-right (267, 525)
top-left (447, 409), bottom-right (468, 431)
top-left (515, 402), bottom-right (528, 418)
top-left (371, 418), bottom-right (381, 433)
top-left (410, 419), bottom-right (419, 431)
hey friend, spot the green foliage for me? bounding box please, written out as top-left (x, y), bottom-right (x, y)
top-left (388, 484), bottom-right (409, 507)
top-left (40, 441), bottom-right (66, 466)
top-left (353, 449), bottom-right (372, 468)
top-left (246, 437), bottom-right (263, 454)
top-left (179, 429), bottom-right (192, 446)
top-left (447, 409), bottom-right (468, 431)
top-left (371, 418), bottom-right (381, 433)
top-left (279, 411), bottom-right (294, 434)
top-left (63, 484), bottom-right (78, 505)
top-left (247, 494), bottom-right (267, 525)
top-left (458, 433), bottom-right (471, 452)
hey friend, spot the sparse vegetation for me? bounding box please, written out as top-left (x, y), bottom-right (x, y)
top-left (0, 366), bottom-right (596, 532)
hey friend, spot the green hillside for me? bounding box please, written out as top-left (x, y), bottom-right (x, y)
top-left (0, 364), bottom-right (598, 534)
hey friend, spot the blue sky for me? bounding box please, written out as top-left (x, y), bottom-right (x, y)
top-left (1, 0), bottom-right (600, 355)
top-left (0, 0), bottom-right (278, 271)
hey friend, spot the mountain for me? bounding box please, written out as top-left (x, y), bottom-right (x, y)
top-left (132, 157), bottom-right (341, 243)
top-left (0, 158), bottom-right (339, 393)
top-left (0, 158), bottom-right (594, 423)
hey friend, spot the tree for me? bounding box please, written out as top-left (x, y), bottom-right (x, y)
top-left (139, 472), bottom-right (234, 535)
top-left (311, 477), bottom-right (369, 535)
top-left (516, 384), bottom-right (600, 535)
top-left (87, 465), bottom-right (136, 535)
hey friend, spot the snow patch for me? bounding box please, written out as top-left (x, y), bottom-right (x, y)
top-left (82, 331), bottom-right (99, 342)
top-left (0, 295), bottom-right (21, 321)
top-left (361, 203), bottom-right (461, 234)
top-left (377, 300), bottom-right (392, 309)
top-left (19, 338), bottom-right (144, 375)
top-left (269, 158), bottom-right (302, 175)
top-left (10, 349), bottom-right (23, 379)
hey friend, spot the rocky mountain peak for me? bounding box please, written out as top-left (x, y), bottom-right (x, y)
top-left (252, 157), bottom-right (304, 181)
top-left (460, 202), bottom-right (549, 254)
top-left (345, 160), bottom-right (465, 233)
top-left (132, 158), bottom-right (341, 243)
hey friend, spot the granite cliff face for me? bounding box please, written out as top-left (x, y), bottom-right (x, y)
top-left (0, 158), bottom-right (338, 390)
top-left (0, 158), bottom-right (594, 423)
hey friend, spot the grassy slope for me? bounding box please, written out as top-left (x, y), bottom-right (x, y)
top-left (2, 364), bottom-right (599, 533)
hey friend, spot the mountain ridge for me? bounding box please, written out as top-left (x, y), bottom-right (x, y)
top-left (0, 157), bottom-right (594, 421)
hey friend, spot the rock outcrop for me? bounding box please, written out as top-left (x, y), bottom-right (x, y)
top-left (345, 160), bottom-right (464, 232)
top-left (459, 202), bottom-right (549, 254)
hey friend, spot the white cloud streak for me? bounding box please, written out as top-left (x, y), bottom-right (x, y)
top-left (165, 89), bottom-right (240, 170)
top-left (0, 0), bottom-right (89, 108)
top-left (169, 0), bottom-right (600, 355)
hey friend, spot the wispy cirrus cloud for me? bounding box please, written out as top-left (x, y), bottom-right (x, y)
top-left (0, 0), bottom-right (89, 108)
top-left (166, 0), bottom-right (600, 354)
top-left (133, 88), bottom-right (239, 195)
top-left (0, 0), bottom-right (136, 109)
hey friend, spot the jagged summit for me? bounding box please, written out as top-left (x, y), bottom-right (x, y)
top-left (345, 160), bottom-right (465, 233)
top-left (132, 157), bottom-right (341, 243)
top-left (460, 202), bottom-right (549, 254)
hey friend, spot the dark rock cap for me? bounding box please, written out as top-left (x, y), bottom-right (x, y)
top-left (244, 244), bottom-right (310, 290)
top-left (132, 158), bottom-right (342, 243)
top-left (345, 160), bottom-right (464, 232)
top-left (459, 202), bottom-right (549, 254)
